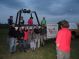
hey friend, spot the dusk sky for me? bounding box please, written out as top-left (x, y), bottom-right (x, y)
top-left (0, 0), bottom-right (79, 24)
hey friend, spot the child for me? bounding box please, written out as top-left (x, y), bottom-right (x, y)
top-left (56, 20), bottom-right (71, 59)
top-left (29, 30), bottom-right (36, 51)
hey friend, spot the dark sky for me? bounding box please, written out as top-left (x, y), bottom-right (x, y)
top-left (0, 0), bottom-right (79, 23)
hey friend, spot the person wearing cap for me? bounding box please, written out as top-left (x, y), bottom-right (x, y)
top-left (56, 20), bottom-right (71, 59)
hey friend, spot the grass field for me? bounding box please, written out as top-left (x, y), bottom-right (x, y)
top-left (0, 28), bottom-right (79, 59)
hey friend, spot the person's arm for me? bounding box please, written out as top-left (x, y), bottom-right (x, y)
top-left (56, 31), bottom-right (61, 47)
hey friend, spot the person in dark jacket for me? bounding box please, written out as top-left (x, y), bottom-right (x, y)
top-left (8, 16), bottom-right (13, 26)
top-left (34, 25), bottom-right (40, 48)
top-left (8, 24), bottom-right (17, 54)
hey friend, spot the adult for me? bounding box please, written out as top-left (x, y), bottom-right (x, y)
top-left (23, 27), bottom-right (29, 51)
top-left (17, 27), bottom-right (25, 52)
top-left (28, 17), bottom-right (33, 25)
top-left (34, 25), bottom-right (40, 48)
top-left (19, 16), bottom-right (24, 25)
top-left (8, 16), bottom-right (13, 26)
top-left (56, 20), bottom-right (72, 59)
top-left (8, 24), bottom-right (17, 54)
top-left (27, 17), bottom-right (33, 37)
top-left (41, 17), bottom-right (46, 27)
top-left (40, 26), bottom-right (47, 46)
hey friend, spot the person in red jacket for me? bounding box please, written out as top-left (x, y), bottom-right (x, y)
top-left (56, 20), bottom-right (71, 59)
top-left (28, 17), bottom-right (33, 25)
top-left (23, 27), bottom-right (29, 51)
top-left (24, 27), bottom-right (29, 41)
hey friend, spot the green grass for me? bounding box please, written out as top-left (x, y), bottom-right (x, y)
top-left (71, 39), bottom-right (79, 59)
top-left (0, 28), bottom-right (79, 59)
top-left (0, 28), bottom-right (8, 54)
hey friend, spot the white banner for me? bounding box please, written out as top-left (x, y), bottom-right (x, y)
top-left (47, 24), bottom-right (58, 38)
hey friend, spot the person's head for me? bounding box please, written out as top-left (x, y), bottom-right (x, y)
top-left (30, 17), bottom-right (33, 19)
top-left (43, 17), bottom-right (45, 20)
top-left (24, 27), bottom-right (28, 31)
top-left (61, 20), bottom-right (69, 28)
top-left (10, 16), bottom-right (13, 19)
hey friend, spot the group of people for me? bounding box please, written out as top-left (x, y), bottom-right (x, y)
top-left (8, 16), bottom-right (47, 54)
top-left (8, 16), bottom-right (72, 59)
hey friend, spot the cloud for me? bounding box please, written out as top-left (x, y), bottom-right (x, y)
top-left (30, 0), bottom-right (79, 15)
top-left (0, 0), bottom-right (79, 23)
top-left (0, 0), bottom-right (26, 9)
top-left (64, 0), bottom-right (79, 15)
top-left (0, 0), bottom-right (79, 15)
